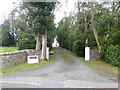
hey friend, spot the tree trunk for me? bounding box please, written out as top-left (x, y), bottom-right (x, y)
top-left (76, 2), bottom-right (81, 34)
top-left (40, 33), bottom-right (47, 60)
top-left (91, 2), bottom-right (101, 53)
top-left (35, 35), bottom-right (41, 51)
top-left (85, 13), bottom-right (88, 47)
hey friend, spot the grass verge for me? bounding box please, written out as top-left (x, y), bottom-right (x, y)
top-left (0, 47), bottom-right (18, 53)
top-left (69, 50), bottom-right (118, 78)
top-left (0, 55), bottom-right (55, 75)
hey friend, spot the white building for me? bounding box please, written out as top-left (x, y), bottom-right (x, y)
top-left (52, 36), bottom-right (59, 47)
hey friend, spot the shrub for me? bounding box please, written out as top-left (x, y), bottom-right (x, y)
top-left (73, 40), bottom-right (85, 57)
top-left (18, 32), bottom-right (36, 50)
top-left (104, 45), bottom-right (120, 66)
top-left (19, 39), bottom-right (36, 50)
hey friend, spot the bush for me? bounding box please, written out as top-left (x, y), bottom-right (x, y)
top-left (1, 33), bottom-right (16, 46)
top-left (19, 39), bottom-right (36, 50)
top-left (73, 40), bottom-right (85, 57)
top-left (18, 32), bottom-right (36, 50)
top-left (104, 45), bottom-right (120, 66)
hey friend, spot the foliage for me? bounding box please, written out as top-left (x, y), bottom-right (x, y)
top-left (103, 45), bottom-right (120, 66)
top-left (19, 40), bottom-right (36, 50)
top-left (0, 20), bottom-right (16, 46)
top-left (57, 15), bottom-right (93, 57)
top-left (47, 30), bottom-right (55, 50)
top-left (73, 40), bottom-right (85, 57)
top-left (57, 2), bottom-right (119, 66)
top-left (19, 2), bottom-right (56, 36)
top-left (18, 2), bottom-right (56, 59)
top-left (18, 32), bottom-right (36, 50)
top-left (95, 2), bottom-right (120, 66)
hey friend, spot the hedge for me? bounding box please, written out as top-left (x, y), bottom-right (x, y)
top-left (104, 45), bottom-right (120, 66)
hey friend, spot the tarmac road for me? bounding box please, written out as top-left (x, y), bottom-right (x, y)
top-left (0, 48), bottom-right (118, 88)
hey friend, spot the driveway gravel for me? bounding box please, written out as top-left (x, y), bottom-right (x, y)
top-left (1, 48), bottom-right (118, 88)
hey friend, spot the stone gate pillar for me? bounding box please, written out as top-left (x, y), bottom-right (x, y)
top-left (85, 47), bottom-right (90, 61)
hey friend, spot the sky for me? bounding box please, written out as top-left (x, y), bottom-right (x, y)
top-left (0, 0), bottom-right (77, 25)
top-left (0, 0), bottom-right (116, 25)
top-left (0, 0), bottom-right (21, 24)
top-left (54, 0), bottom-right (77, 25)
top-left (0, 0), bottom-right (12, 24)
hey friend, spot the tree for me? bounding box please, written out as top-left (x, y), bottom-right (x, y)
top-left (90, 2), bottom-right (100, 53)
top-left (18, 2), bottom-right (56, 60)
top-left (57, 1), bottom-right (119, 65)
top-left (0, 20), bottom-right (16, 46)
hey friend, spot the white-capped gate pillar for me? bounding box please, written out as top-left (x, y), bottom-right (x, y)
top-left (85, 47), bottom-right (90, 61)
top-left (46, 47), bottom-right (49, 60)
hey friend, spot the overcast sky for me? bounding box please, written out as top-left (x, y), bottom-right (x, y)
top-left (0, 0), bottom-right (21, 24)
top-left (0, 0), bottom-right (13, 24)
top-left (0, 0), bottom-right (115, 25)
top-left (0, 0), bottom-right (77, 25)
top-left (54, 0), bottom-right (77, 25)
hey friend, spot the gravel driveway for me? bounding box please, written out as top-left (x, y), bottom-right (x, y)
top-left (1, 48), bottom-right (118, 88)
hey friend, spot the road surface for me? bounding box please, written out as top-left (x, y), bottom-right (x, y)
top-left (0, 48), bottom-right (118, 88)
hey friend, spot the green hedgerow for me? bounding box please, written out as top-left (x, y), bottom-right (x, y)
top-left (104, 45), bottom-right (120, 66)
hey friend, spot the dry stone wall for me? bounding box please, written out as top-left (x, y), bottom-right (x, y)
top-left (90, 49), bottom-right (99, 60)
top-left (0, 49), bottom-right (41, 68)
top-left (23, 49), bottom-right (41, 59)
top-left (0, 51), bottom-right (27, 68)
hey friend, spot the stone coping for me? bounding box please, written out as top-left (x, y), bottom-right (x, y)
top-left (0, 49), bottom-right (34, 55)
top-left (0, 49), bottom-right (41, 56)
top-left (0, 51), bottom-right (26, 56)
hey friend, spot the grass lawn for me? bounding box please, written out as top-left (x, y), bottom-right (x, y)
top-left (0, 55), bottom-right (55, 75)
top-left (70, 50), bottom-right (118, 78)
top-left (0, 47), bottom-right (18, 53)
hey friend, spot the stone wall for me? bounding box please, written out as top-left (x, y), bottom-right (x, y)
top-left (22, 49), bottom-right (41, 59)
top-left (90, 49), bottom-right (99, 60)
top-left (0, 51), bottom-right (27, 68)
top-left (0, 49), bottom-right (41, 68)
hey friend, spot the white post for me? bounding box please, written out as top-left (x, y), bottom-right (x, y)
top-left (85, 47), bottom-right (90, 61)
top-left (46, 47), bottom-right (49, 60)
